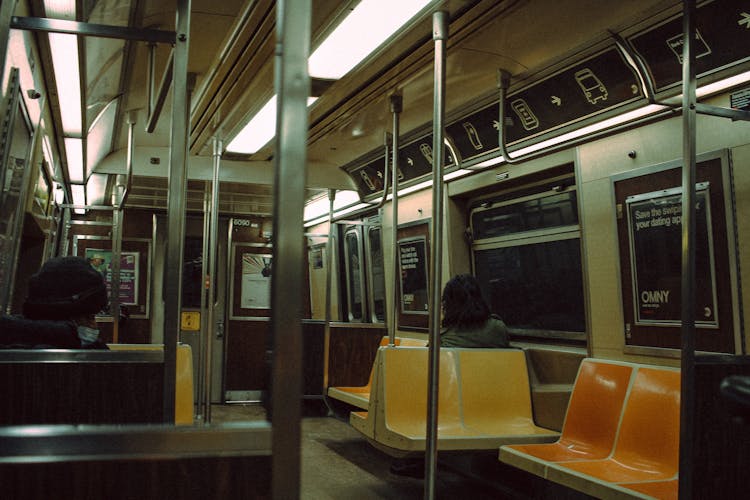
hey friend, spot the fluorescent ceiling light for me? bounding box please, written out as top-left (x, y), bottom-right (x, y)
top-left (227, 96), bottom-right (318, 154)
top-left (71, 184), bottom-right (86, 214)
top-left (64, 137), bottom-right (84, 183)
top-left (43, 0), bottom-right (76, 19)
top-left (304, 190), bottom-right (360, 221)
top-left (309, 0), bottom-right (432, 79)
top-left (49, 33), bottom-right (82, 135)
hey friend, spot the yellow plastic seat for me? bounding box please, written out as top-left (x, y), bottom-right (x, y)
top-left (328, 336), bottom-right (427, 408)
top-left (549, 367), bottom-right (680, 485)
top-left (351, 347), bottom-right (558, 456)
top-left (459, 349), bottom-right (559, 444)
top-left (501, 359), bottom-right (634, 467)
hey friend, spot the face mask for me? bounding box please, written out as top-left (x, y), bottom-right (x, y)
top-left (77, 326), bottom-right (100, 346)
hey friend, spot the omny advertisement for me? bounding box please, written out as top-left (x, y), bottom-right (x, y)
top-left (398, 238), bottom-right (428, 314)
top-left (626, 183), bottom-right (718, 328)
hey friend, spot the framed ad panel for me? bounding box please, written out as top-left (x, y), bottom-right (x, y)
top-left (73, 236), bottom-right (151, 319)
top-left (613, 151), bottom-right (740, 354)
top-left (396, 220), bottom-right (430, 331)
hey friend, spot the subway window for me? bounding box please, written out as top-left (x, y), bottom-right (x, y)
top-left (470, 183), bottom-right (586, 342)
top-left (341, 215), bottom-right (386, 324)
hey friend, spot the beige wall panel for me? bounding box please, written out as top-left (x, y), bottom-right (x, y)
top-left (579, 91), bottom-right (750, 363)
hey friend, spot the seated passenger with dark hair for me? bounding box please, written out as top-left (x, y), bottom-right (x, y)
top-left (439, 273), bottom-right (509, 348)
top-left (391, 274), bottom-right (510, 478)
top-left (0, 256), bottom-right (109, 349)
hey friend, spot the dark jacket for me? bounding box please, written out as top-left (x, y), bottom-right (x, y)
top-left (440, 314), bottom-right (510, 348)
top-left (0, 315), bottom-right (108, 349)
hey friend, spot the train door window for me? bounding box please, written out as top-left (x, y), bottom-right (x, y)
top-left (343, 228), bottom-right (365, 322)
top-left (365, 225), bottom-right (386, 322)
top-left (470, 180), bottom-right (586, 342)
top-left (341, 216), bottom-right (386, 323)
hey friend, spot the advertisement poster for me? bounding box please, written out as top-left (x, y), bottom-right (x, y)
top-left (398, 238), bottom-right (428, 314)
top-left (85, 249), bottom-right (139, 305)
top-left (626, 184), bottom-right (718, 327)
top-left (241, 253), bottom-right (272, 309)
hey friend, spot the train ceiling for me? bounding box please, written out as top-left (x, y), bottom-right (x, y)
top-left (23, 0), bottom-right (749, 214)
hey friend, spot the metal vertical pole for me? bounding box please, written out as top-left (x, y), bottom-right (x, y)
top-left (323, 188), bottom-right (336, 391)
top-left (271, 0), bottom-right (310, 498)
top-left (205, 136), bottom-right (221, 423)
top-left (6, 92), bottom-right (46, 314)
top-left (389, 95), bottom-right (402, 347)
top-left (678, 1), bottom-right (697, 498)
top-left (162, 0), bottom-right (191, 424)
top-left (197, 183), bottom-right (210, 422)
top-left (147, 43), bottom-right (156, 121)
top-left (425, 11), bottom-right (448, 500)
top-left (111, 206), bottom-right (122, 343)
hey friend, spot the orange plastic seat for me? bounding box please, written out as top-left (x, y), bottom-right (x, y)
top-left (619, 479), bottom-right (678, 500)
top-left (502, 359), bottom-right (634, 463)
top-left (549, 367), bottom-right (681, 484)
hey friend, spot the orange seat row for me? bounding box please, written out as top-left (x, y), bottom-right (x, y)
top-left (351, 346), bottom-right (559, 456)
top-left (499, 358), bottom-right (680, 500)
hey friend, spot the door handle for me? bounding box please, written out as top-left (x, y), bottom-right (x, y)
top-left (216, 320), bottom-right (224, 339)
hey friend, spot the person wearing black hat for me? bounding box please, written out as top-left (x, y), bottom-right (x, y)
top-left (0, 256), bottom-right (110, 349)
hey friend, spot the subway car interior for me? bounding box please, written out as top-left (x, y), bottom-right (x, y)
top-left (1, 0), bottom-right (750, 498)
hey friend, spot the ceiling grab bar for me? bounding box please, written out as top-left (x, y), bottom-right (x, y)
top-left (496, 69), bottom-right (532, 165)
top-left (611, 31), bottom-right (750, 122)
top-left (372, 131), bottom-right (392, 209)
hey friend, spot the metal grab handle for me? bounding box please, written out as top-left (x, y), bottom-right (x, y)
top-left (215, 320), bottom-right (224, 339)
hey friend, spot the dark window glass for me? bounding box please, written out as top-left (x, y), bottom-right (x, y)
top-left (472, 191), bottom-right (578, 239)
top-left (368, 227), bottom-right (386, 321)
top-left (182, 237), bottom-right (203, 309)
top-left (474, 239), bottom-right (585, 333)
top-left (344, 230), bottom-right (364, 321)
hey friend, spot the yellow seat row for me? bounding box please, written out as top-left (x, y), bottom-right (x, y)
top-left (108, 343), bottom-right (195, 425)
top-left (350, 346), bottom-right (559, 457)
top-left (500, 358), bottom-right (680, 500)
top-left (327, 336), bottom-right (427, 409)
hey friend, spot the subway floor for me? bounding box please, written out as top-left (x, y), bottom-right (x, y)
top-left (208, 403), bottom-right (522, 499)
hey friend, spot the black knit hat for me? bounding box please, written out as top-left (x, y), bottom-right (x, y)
top-left (23, 256), bottom-right (108, 320)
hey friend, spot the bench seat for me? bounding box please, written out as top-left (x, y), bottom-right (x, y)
top-left (500, 360), bottom-right (680, 499)
top-left (352, 347), bottom-right (559, 456)
top-left (107, 343), bottom-right (194, 424)
top-left (327, 337), bottom-right (426, 410)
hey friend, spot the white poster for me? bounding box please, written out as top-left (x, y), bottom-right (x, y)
top-left (240, 253), bottom-right (272, 309)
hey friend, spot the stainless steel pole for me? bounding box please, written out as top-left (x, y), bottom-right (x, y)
top-left (389, 95), bottom-right (402, 347)
top-left (197, 184), bottom-right (209, 422)
top-left (205, 136), bottom-right (221, 424)
top-left (425, 10), bottom-right (448, 500)
top-left (162, 0), bottom-right (191, 424)
top-left (678, 1), bottom-right (697, 498)
top-left (270, 0), bottom-right (311, 497)
top-left (323, 189), bottom-right (336, 390)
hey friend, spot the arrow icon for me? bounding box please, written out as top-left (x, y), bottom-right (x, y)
top-left (551, 96), bottom-right (562, 106)
top-left (740, 12), bottom-right (750, 28)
